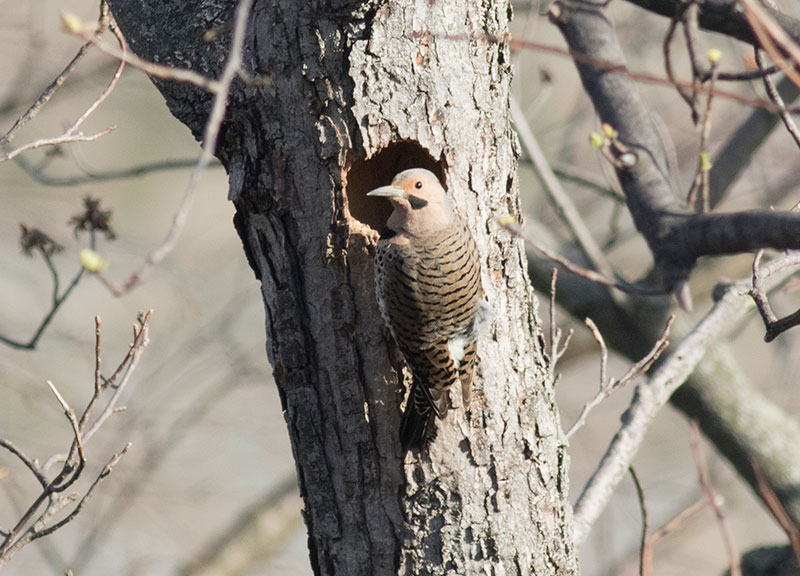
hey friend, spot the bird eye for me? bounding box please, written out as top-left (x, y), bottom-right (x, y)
top-left (414, 181), bottom-right (422, 189)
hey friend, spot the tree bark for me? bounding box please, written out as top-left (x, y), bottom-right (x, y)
top-left (108, 1), bottom-right (578, 574)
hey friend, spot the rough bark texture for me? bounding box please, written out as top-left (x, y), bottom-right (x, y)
top-left (108, 1), bottom-right (578, 574)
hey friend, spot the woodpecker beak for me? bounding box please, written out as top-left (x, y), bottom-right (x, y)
top-left (367, 185), bottom-right (405, 198)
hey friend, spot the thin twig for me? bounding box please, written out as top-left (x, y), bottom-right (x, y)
top-left (589, 318), bottom-right (609, 387)
top-left (0, 267), bottom-right (85, 350)
top-left (46, 381), bottom-right (85, 464)
top-left (31, 444), bottom-right (131, 542)
top-left (687, 53), bottom-right (720, 212)
top-left (43, 252), bottom-right (60, 306)
top-left (1, 11), bottom-right (124, 164)
top-left (711, 64), bottom-right (783, 82)
top-left (682, 2), bottom-right (704, 119)
top-left (0, 1), bottom-right (110, 146)
top-left (749, 250), bottom-right (800, 341)
top-left (550, 164), bottom-right (624, 202)
top-left (0, 311), bottom-right (149, 567)
top-left (642, 497), bottom-right (708, 574)
top-left (756, 48), bottom-right (800, 149)
top-left (94, 315), bottom-right (102, 394)
top-left (548, 269), bottom-right (573, 381)
top-left (739, 0), bottom-right (800, 91)
top-left (0, 439), bottom-right (47, 489)
top-left (82, 311), bottom-right (152, 444)
top-left (2, 128), bottom-right (115, 162)
top-left (424, 31), bottom-right (800, 114)
top-left (565, 315), bottom-right (673, 439)
top-left (689, 422), bottom-right (742, 576)
top-left (511, 95), bottom-right (618, 288)
top-left (629, 467), bottom-right (647, 576)
top-left (752, 460), bottom-right (800, 565)
top-left (63, 16), bottom-right (218, 91)
top-left (71, 356), bottom-right (246, 567)
top-left (663, 2), bottom-right (697, 115)
top-left (45, 311), bottom-right (152, 472)
top-left (78, 316), bottom-right (104, 431)
top-left (0, 42), bottom-right (90, 144)
top-left (69, 20), bottom-right (126, 135)
top-left (14, 156), bottom-right (215, 187)
top-left (500, 218), bottom-right (668, 296)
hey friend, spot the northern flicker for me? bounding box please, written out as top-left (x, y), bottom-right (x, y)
top-left (368, 168), bottom-right (486, 452)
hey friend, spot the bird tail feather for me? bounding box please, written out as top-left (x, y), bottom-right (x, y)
top-left (400, 379), bottom-right (438, 452)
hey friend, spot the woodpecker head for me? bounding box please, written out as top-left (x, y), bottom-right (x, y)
top-left (367, 168), bottom-right (454, 237)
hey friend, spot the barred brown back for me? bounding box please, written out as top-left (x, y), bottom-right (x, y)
top-left (376, 218), bottom-right (483, 451)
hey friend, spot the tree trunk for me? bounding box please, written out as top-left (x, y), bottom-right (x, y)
top-left (108, 1), bottom-right (578, 574)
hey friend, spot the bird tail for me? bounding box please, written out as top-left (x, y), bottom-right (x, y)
top-left (400, 379), bottom-right (439, 452)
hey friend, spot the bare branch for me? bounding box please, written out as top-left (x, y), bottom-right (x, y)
top-left (0, 196), bottom-right (118, 351)
top-left (0, 1), bottom-right (110, 147)
top-left (756, 49), bottom-right (800, 150)
top-left (62, 12), bottom-right (220, 92)
top-left (0, 312), bottom-right (150, 567)
top-left (70, 357), bottom-right (244, 568)
top-left (624, 0), bottom-right (800, 54)
top-left (93, 316), bottom-right (102, 403)
top-left (572, 252), bottom-right (799, 545)
top-left (709, 74), bottom-right (799, 208)
top-left (435, 30), bottom-right (798, 113)
top-left (663, 2), bottom-right (698, 117)
top-left (81, 311), bottom-right (151, 444)
top-left (95, 0), bottom-right (255, 297)
top-left (30, 444), bottom-right (131, 542)
top-left (1, 10), bottom-right (124, 163)
top-left (686, 53), bottom-right (720, 213)
top-left (749, 251), bottom-right (800, 341)
top-left (551, 0), bottom-right (800, 298)
top-left (0, 266), bottom-right (85, 351)
top-left (550, 164), bottom-right (625, 202)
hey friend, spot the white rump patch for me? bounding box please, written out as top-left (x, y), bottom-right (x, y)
top-left (448, 335), bottom-right (467, 368)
